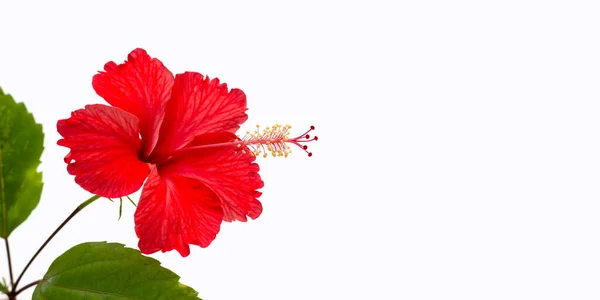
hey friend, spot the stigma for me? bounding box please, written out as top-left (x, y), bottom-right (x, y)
top-left (239, 124), bottom-right (318, 158)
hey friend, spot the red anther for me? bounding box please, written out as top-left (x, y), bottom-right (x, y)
top-left (310, 125), bottom-right (315, 130)
top-left (302, 145), bottom-right (308, 150)
top-left (308, 152), bottom-right (313, 157)
top-left (305, 134), bottom-right (310, 139)
top-left (314, 136), bottom-right (319, 141)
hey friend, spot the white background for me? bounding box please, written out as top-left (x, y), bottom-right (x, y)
top-left (1, 1), bottom-right (600, 299)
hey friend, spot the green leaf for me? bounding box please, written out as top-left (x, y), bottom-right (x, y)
top-left (32, 242), bottom-right (201, 300)
top-left (0, 277), bottom-right (8, 294)
top-left (0, 87), bottom-right (44, 238)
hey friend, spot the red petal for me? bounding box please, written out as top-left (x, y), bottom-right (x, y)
top-left (92, 48), bottom-right (174, 158)
top-left (57, 104), bottom-right (149, 198)
top-left (135, 166), bottom-right (224, 256)
top-left (148, 72), bottom-right (248, 161)
top-left (161, 132), bottom-right (264, 222)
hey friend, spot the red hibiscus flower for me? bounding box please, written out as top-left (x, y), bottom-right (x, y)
top-left (57, 48), bottom-right (316, 257)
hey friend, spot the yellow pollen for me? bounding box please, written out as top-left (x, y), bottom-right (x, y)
top-left (238, 124), bottom-right (317, 158)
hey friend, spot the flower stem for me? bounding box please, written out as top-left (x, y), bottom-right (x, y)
top-left (12, 195), bottom-right (100, 292)
top-left (4, 238), bottom-right (14, 290)
top-left (14, 279), bottom-right (40, 296)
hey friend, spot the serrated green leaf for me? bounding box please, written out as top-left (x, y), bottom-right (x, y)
top-left (32, 242), bottom-right (201, 300)
top-left (0, 87), bottom-right (44, 238)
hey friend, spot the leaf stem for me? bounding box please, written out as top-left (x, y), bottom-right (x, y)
top-left (12, 195), bottom-right (100, 292)
top-left (3, 238), bottom-right (14, 289)
top-left (14, 279), bottom-right (40, 296)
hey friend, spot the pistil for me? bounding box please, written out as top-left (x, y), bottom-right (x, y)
top-left (240, 124), bottom-right (318, 158)
top-left (171, 125), bottom-right (318, 158)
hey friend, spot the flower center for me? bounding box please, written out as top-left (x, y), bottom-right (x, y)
top-left (240, 124), bottom-right (318, 158)
top-left (170, 125), bottom-right (318, 158)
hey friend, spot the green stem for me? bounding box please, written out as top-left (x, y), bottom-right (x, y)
top-left (11, 195), bottom-right (100, 292)
top-left (4, 238), bottom-right (13, 289)
top-left (14, 279), bottom-right (40, 296)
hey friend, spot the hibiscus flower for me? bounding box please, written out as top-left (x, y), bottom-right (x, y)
top-left (57, 48), bottom-right (316, 256)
